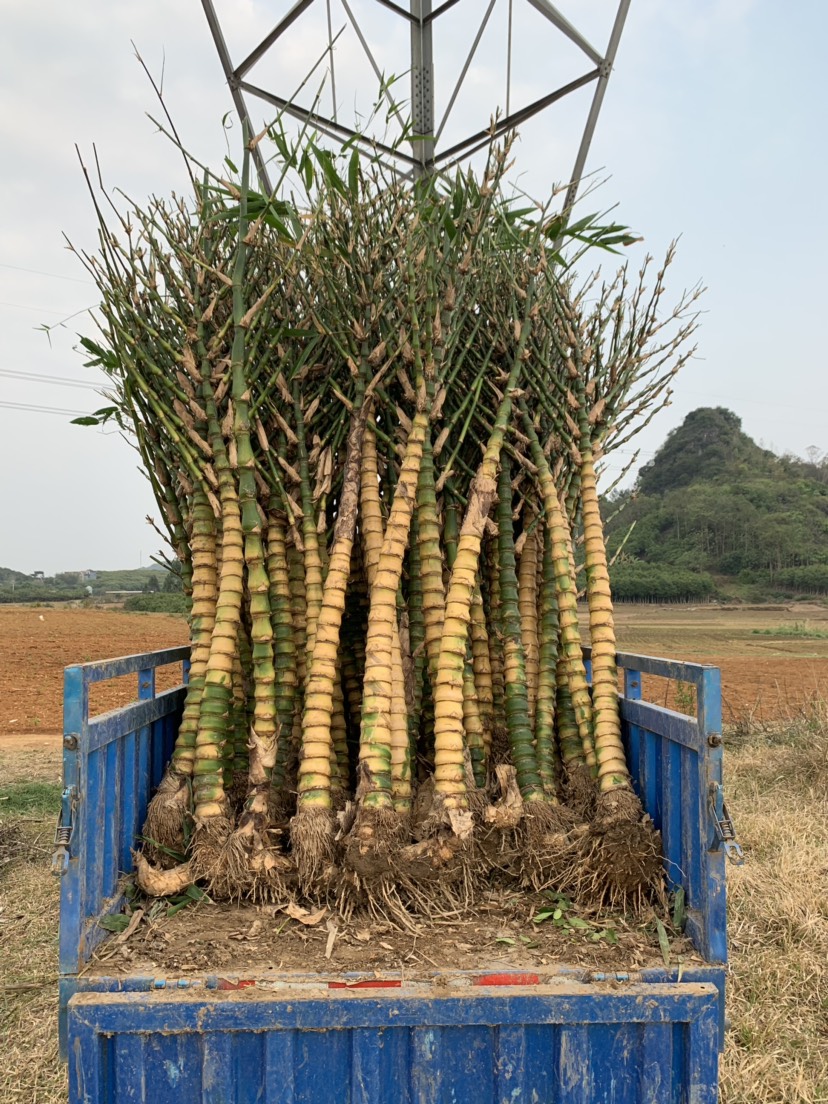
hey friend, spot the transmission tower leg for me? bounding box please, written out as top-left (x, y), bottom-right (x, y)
top-left (410, 0), bottom-right (436, 178)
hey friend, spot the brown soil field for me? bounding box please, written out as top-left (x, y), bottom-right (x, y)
top-left (0, 606), bottom-right (188, 740)
top-left (612, 603), bottom-right (828, 724)
top-left (3, 603), bottom-right (827, 748)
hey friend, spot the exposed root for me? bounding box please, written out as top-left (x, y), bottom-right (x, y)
top-left (343, 805), bottom-right (406, 882)
top-left (189, 816), bottom-right (244, 900)
top-left (334, 860), bottom-right (419, 931)
top-left (595, 787), bottom-right (642, 824)
top-left (398, 834), bottom-right (462, 882)
top-left (519, 799), bottom-right (584, 892)
top-left (226, 772), bottom-right (251, 816)
top-left (410, 777), bottom-right (436, 841)
top-left (134, 851), bottom-right (192, 897)
top-left (248, 846), bottom-right (295, 904)
top-left (489, 722), bottom-right (511, 765)
top-left (412, 784), bottom-right (474, 844)
top-left (475, 821), bottom-right (522, 884)
top-left (564, 762), bottom-right (597, 821)
top-left (142, 772), bottom-right (190, 865)
top-left (576, 787), bottom-right (664, 909)
top-left (330, 785), bottom-right (350, 813)
top-left (399, 848), bottom-right (477, 914)
top-left (291, 805), bottom-right (337, 893)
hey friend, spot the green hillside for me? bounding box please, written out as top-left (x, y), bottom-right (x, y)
top-left (605, 407), bottom-right (828, 601)
top-left (0, 564), bottom-right (181, 603)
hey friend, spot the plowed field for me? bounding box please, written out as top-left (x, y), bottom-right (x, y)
top-left (612, 603), bottom-right (828, 723)
top-left (0, 606), bottom-right (188, 740)
top-left (2, 602), bottom-right (828, 746)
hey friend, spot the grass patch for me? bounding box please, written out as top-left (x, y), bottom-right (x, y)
top-left (123, 593), bottom-right (189, 615)
top-left (720, 726), bottom-right (828, 1103)
top-left (0, 821), bottom-right (66, 1103)
top-left (0, 781), bottom-right (61, 817)
top-left (751, 620), bottom-right (828, 639)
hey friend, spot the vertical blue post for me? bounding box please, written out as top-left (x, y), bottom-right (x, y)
top-left (118, 668), bottom-right (151, 878)
top-left (623, 666), bottom-right (642, 701)
top-left (622, 665), bottom-right (643, 799)
top-left (59, 666), bottom-right (86, 977)
top-left (138, 666), bottom-right (156, 702)
top-left (138, 665), bottom-right (161, 815)
top-left (696, 666), bottom-right (727, 964)
top-left (58, 665), bottom-right (87, 1054)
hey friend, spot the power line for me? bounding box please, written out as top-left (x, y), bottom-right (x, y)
top-left (0, 400), bottom-right (91, 417)
top-left (0, 300), bottom-right (80, 316)
top-left (0, 369), bottom-right (103, 390)
top-left (0, 262), bottom-right (93, 285)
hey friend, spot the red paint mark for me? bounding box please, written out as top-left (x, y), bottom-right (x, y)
top-left (474, 973), bottom-right (540, 987)
top-left (217, 979), bottom-right (257, 990)
top-left (328, 979), bottom-right (403, 990)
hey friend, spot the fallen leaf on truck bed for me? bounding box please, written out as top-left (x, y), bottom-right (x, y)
top-left (325, 919), bottom-right (338, 959)
top-left (283, 903), bottom-right (327, 926)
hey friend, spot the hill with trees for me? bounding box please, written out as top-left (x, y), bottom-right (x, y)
top-left (4, 408), bottom-right (826, 607)
top-left (605, 407), bottom-right (828, 601)
top-left (0, 564), bottom-right (183, 604)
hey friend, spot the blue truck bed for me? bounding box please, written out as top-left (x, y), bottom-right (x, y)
top-left (57, 647), bottom-right (734, 1103)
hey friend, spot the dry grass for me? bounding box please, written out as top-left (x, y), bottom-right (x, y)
top-left (1, 729), bottom-right (826, 1102)
top-left (0, 843), bottom-right (67, 1104)
top-left (720, 725), bottom-right (828, 1103)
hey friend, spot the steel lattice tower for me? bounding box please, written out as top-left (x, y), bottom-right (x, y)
top-left (200, 0), bottom-right (630, 213)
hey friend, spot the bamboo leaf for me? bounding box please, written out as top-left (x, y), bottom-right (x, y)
top-left (655, 918), bottom-right (671, 967)
top-left (348, 148), bottom-right (360, 196)
top-left (313, 147), bottom-right (347, 197)
top-left (532, 909), bottom-right (556, 924)
top-left (98, 913), bottom-right (130, 933)
top-left (672, 887), bottom-right (686, 931)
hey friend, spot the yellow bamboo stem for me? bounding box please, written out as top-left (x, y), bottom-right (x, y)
top-left (518, 524), bottom-right (540, 724)
top-left (470, 588), bottom-right (494, 755)
top-left (358, 412), bottom-right (428, 808)
top-left (298, 405), bottom-right (367, 808)
top-left (580, 444), bottom-right (629, 792)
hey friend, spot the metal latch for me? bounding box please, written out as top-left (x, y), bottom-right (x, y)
top-left (51, 786), bottom-right (77, 876)
top-left (709, 783), bottom-right (743, 865)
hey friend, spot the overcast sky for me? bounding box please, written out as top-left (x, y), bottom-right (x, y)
top-left (1, 0), bottom-right (826, 574)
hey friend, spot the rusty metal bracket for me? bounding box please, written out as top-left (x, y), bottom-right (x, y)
top-left (52, 785), bottom-right (77, 877)
top-left (708, 784), bottom-right (743, 866)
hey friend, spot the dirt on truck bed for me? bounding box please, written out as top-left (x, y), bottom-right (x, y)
top-left (85, 887), bottom-right (700, 982)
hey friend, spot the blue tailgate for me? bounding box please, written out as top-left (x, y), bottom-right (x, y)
top-left (68, 981), bottom-right (720, 1103)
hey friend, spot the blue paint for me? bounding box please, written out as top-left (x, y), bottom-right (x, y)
top-left (59, 647), bottom-right (733, 1101)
